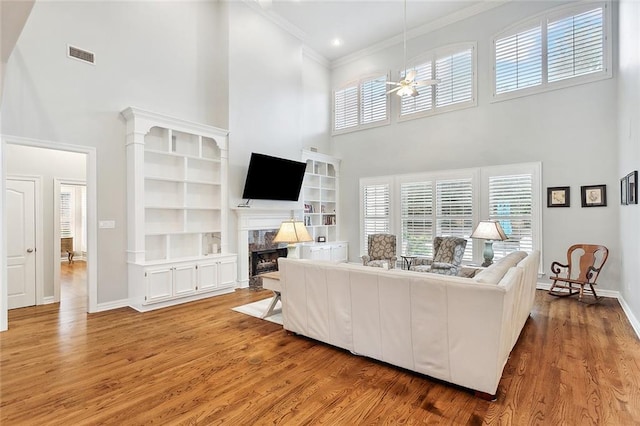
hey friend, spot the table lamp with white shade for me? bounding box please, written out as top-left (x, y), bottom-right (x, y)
top-left (470, 220), bottom-right (508, 267)
top-left (273, 219), bottom-right (313, 258)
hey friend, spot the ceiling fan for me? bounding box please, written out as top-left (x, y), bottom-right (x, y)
top-left (387, 0), bottom-right (439, 97)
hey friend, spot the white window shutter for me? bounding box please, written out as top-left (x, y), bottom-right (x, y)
top-left (435, 179), bottom-right (473, 261)
top-left (363, 183), bottom-right (390, 251)
top-left (400, 181), bottom-right (433, 256)
top-left (435, 48), bottom-right (474, 107)
top-left (495, 26), bottom-right (542, 94)
top-left (488, 174), bottom-right (533, 260)
top-left (60, 190), bottom-right (73, 238)
top-left (361, 76), bottom-right (387, 125)
top-left (548, 7), bottom-right (604, 82)
top-left (334, 85), bottom-right (358, 131)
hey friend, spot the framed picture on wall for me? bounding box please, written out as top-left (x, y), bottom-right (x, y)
top-left (547, 186), bottom-right (570, 207)
top-left (627, 171), bottom-right (638, 205)
top-left (621, 176), bottom-right (628, 205)
top-left (581, 184), bottom-right (607, 207)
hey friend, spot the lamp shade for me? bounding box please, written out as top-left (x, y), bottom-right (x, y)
top-left (470, 220), bottom-right (508, 241)
top-left (273, 220), bottom-right (313, 244)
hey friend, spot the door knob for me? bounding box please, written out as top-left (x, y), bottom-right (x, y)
top-left (26, 248), bottom-right (34, 253)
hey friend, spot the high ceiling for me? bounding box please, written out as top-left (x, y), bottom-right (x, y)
top-left (252, 0), bottom-right (501, 62)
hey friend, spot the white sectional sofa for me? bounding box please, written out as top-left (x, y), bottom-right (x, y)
top-left (277, 250), bottom-right (540, 398)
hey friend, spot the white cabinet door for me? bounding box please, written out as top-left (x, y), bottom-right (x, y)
top-left (198, 262), bottom-right (218, 292)
top-left (218, 258), bottom-right (237, 287)
top-left (331, 243), bottom-right (348, 262)
top-left (145, 267), bottom-right (173, 304)
top-left (315, 246), bottom-right (332, 261)
top-left (174, 264), bottom-right (197, 296)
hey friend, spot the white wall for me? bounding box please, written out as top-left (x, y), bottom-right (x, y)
top-left (6, 144), bottom-right (86, 299)
top-left (617, 0), bottom-right (640, 325)
top-left (226, 2), bottom-right (331, 252)
top-left (331, 1), bottom-right (621, 290)
top-left (1, 1), bottom-right (228, 305)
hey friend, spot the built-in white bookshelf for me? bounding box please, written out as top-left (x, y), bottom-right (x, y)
top-left (122, 107), bottom-right (236, 311)
top-left (301, 150), bottom-right (340, 242)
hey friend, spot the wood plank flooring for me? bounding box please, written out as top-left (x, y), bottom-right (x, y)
top-left (1, 275), bottom-right (639, 424)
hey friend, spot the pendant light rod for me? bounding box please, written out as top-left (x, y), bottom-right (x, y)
top-left (403, 0), bottom-right (407, 78)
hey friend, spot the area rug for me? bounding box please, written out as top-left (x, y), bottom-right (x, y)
top-left (232, 297), bottom-right (282, 325)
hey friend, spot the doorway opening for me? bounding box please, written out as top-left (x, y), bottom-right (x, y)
top-left (2, 136), bottom-right (97, 331)
top-left (57, 182), bottom-right (87, 309)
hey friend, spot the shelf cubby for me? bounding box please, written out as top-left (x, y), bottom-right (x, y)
top-left (171, 131), bottom-right (199, 157)
top-left (145, 179), bottom-right (184, 207)
top-left (169, 234), bottom-right (199, 259)
top-left (145, 208), bottom-right (184, 235)
top-left (187, 157), bottom-right (220, 183)
top-left (145, 151), bottom-right (184, 181)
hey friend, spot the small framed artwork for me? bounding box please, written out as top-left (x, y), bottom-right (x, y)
top-left (317, 236), bottom-right (326, 242)
top-left (547, 186), bottom-right (570, 207)
top-left (621, 176), bottom-right (628, 205)
top-left (627, 171), bottom-right (638, 205)
top-left (581, 184), bottom-right (607, 207)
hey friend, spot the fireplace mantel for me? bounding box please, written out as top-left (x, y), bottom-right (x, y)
top-left (234, 207), bottom-right (301, 287)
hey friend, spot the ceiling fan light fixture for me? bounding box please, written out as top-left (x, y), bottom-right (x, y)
top-left (397, 85), bottom-right (417, 97)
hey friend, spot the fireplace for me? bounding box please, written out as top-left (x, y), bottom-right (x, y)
top-left (248, 229), bottom-right (287, 289)
top-left (234, 207), bottom-right (298, 288)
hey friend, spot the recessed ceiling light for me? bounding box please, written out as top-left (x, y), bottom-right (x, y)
top-left (331, 38), bottom-right (343, 47)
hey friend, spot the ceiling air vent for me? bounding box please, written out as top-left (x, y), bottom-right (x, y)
top-left (67, 45), bottom-right (95, 65)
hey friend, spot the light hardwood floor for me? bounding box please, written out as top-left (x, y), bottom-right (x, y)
top-left (1, 269), bottom-right (639, 425)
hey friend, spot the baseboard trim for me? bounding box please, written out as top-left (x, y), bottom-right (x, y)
top-left (42, 296), bottom-right (55, 305)
top-left (617, 295), bottom-right (640, 340)
top-left (537, 282), bottom-right (639, 340)
top-left (95, 299), bottom-right (130, 312)
top-left (536, 282), bottom-right (620, 298)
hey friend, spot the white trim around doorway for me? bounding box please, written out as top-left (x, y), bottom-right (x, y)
top-left (1, 135), bottom-right (98, 332)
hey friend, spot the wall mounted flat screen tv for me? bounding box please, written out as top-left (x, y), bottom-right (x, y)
top-left (241, 153), bottom-right (306, 201)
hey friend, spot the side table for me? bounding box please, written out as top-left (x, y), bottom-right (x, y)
top-left (260, 271), bottom-right (281, 319)
top-left (401, 255), bottom-right (418, 270)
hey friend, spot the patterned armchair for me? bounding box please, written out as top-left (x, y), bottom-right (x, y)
top-left (411, 236), bottom-right (468, 276)
top-left (362, 234), bottom-right (397, 269)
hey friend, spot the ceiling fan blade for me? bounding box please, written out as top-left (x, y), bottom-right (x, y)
top-left (386, 86), bottom-right (402, 95)
top-left (414, 79), bottom-right (440, 87)
top-left (405, 70), bottom-right (417, 82)
top-left (386, 81), bottom-right (401, 86)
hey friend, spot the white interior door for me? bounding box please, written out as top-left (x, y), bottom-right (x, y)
top-left (7, 179), bottom-right (37, 309)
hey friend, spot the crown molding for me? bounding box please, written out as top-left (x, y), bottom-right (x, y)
top-left (331, 0), bottom-right (509, 69)
top-left (240, 0), bottom-right (307, 43)
top-left (302, 46), bottom-right (330, 68)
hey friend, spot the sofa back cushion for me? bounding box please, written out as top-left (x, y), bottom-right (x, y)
top-left (472, 251), bottom-right (527, 284)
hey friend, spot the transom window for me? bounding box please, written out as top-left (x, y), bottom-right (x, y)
top-left (400, 43), bottom-right (476, 119)
top-left (493, 3), bottom-right (610, 100)
top-left (333, 74), bottom-right (389, 134)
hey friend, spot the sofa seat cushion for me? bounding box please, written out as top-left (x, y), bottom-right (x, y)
top-left (473, 251), bottom-right (528, 284)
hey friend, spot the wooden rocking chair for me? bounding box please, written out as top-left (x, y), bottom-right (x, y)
top-left (548, 244), bottom-right (609, 302)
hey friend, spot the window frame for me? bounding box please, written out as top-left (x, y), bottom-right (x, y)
top-left (332, 72), bottom-right (390, 135)
top-left (398, 42), bottom-right (478, 122)
top-left (491, 2), bottom-right (611, 103)
top-left (359, 163), bottom-right (542, 271)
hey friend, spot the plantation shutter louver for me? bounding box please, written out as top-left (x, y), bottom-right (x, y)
top-left (436, 179), bottom-right (473, 261)
top-left (488, 174), bottom-right (533, 260)
top-left (400, 182), bottom-right (433, 256)
top-left (547, 7), bottom-right (604, 82)
top-left (401, 62), bottom-right (433, 115)
top-left (495, 26), bottom-right (542, 94)
top-left (363, 183), bottom-right (390, 251)
top-left (60, 190), bottom-right (73, 238)
top-left (361, 76), bottom-right (388, 125)
top-left (435, 48), bottom-right (474, 107)
top-left (334, 84), bottom-right (358, 131)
